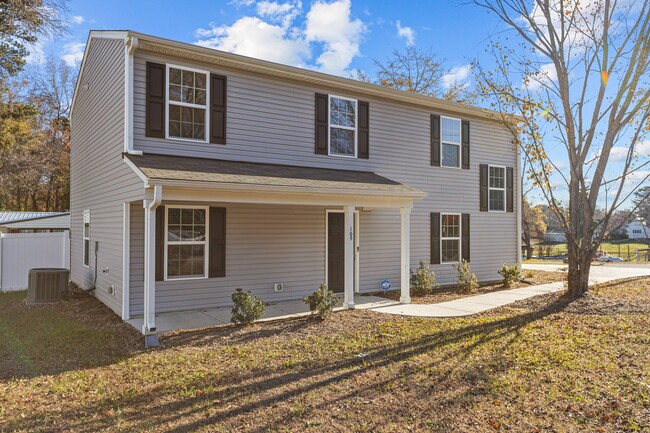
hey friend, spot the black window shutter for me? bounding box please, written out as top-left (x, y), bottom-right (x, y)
top-left (315, 93), bottom-right (328, 155)
top-left (358, 100), bottom-right (369, 159)
top-left (210, 74), bottom-right (227, 144)
top-left (431, 114), bottom-right (441, 166)
top-left (431, 212), bottom-right (441, 265)
top-left (462, 214), bottom-right (470, 262)
top-left (506, 167), bottom-right (514, 212)
top-left (462, 120), bottom-right (470, 169)
top-left (146, 62), bottom-right (165, 138)
top-left (155, 206), bottom-right (165, 281)
top-left (209, 207), bottom-right (226, 278)
top-left (480, 164), bottom-right (489, 212)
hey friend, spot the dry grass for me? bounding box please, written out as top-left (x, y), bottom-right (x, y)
top-left (380, 269), bottom-right (567, 304)
top-left (2, 278), bottom-right (650, 432)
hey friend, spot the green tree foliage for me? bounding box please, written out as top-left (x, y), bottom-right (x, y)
top-left (633, 186), bottom-right (650, 222)
top-left (0, 0), bottom-right (67, 78)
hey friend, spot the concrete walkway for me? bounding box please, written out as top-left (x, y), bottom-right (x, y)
top-left (367, 263), bottom-right (650, 318)
top-left (127, 295), bottom-right (398, 334)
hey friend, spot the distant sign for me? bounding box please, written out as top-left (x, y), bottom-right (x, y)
top-left (380, 280), bottom-right (392, 291)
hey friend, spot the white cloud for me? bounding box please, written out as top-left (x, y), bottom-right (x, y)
top-left (610, 140), bottom-right (650, 163)
top-left (195, 17), bottom-right (310, 66)
top-left (396, 20), bottom-right (415, 46)
top-left (524, 63), bottom-right (558, 90)
top-left (304, 0), bottom-right (366, 75)
top-left (61, 42), bottom-right (85, 66)
top-left (256, 1), bottom-right (301, 28)
top-left (442, 64), bottom-right (471, 88)
top-left (196, 0), bottom-right (365, 76)
top-left (71, 15), bottom-right (85, 24)
top-left (637, 140), bottom-right (650, 158)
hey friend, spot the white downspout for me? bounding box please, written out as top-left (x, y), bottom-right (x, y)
top-left (143, 184), bottom-right (162, 336)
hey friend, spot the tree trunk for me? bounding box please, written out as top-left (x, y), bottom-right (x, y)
top-left (566, 243), bottom-right (592, 295)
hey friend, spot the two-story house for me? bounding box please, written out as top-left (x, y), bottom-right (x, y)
top-left (70, 30), bottom-right (521, 337)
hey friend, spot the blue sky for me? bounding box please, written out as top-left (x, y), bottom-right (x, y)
top-left (27, 0), bottom-right (648, 209)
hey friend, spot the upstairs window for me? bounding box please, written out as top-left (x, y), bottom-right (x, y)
top-left (489, 166), bottom-right (506, 211)
top-left (329, 95), bottom-right (357, 157)
top-left (441, 116), bottom-right (461, 168)
top-left (167, 65), bottom-right (208, 142)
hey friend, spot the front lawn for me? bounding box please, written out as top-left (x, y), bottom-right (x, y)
top-left (2, 280), bottom-right (650, 432)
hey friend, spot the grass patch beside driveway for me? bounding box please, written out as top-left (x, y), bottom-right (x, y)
top-left (2, 280), bottom-right (650, 432)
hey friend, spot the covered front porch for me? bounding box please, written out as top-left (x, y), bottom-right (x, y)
top-left (124, 154), bottom-right (425, 338)
top-left (127, 294), bottom-right (398, 334)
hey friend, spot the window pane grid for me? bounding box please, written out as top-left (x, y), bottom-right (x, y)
top-left (329, 96), bottom-right (356, 157)
top-left (489, 166), bottom-right (506, 211)
top-left (168, 66), bottom-right (207, 141)
top-left (441, 214), bottom-right (461, 263)
top-left (441, 117), bottom-right (461, 144)
top-left (166, 207), bottom-right (208, 279)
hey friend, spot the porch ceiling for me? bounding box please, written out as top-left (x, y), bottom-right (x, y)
top-left (124, 153), bottom-right (426, 205)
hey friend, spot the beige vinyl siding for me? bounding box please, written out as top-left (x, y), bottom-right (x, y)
top-left (125, 49), bottom-right (518, 313)
top-left (69, 37), bottom-right (144, 316)
top-left (130, 203), bottom-right (327, 315)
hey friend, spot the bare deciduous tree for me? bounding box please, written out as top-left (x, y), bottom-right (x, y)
top-left (473, 0), bottom-right (650, 294)
top-left (353, 46), bottom-right (475, 103)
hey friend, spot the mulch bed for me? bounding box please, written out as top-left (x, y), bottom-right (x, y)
top-left (378, 269), bottom-right (567, 304)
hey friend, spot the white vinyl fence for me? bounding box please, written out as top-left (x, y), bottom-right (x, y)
top-left (0, 232), bottom-right (70, 291)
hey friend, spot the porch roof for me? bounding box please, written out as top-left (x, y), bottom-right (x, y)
top-left (124, 153), bottom-right (426, 199)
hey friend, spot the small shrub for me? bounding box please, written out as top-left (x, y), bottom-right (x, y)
top-left (231, 288), bottom-right (265, 325)
top-left (304, 282), bottom-right (339, 320)
top-left (536, 244), bottom-right (544, 257)
top-left (454, 259), bottom-right (479, 293)
top-left (525, 271), bottom-right (534, 279)
top-left (498, 263), bottom-right (521, 288)
top-left (544, 245), bottom-right (554, 257)
top-left (410, 261), bottom-right (440, 296)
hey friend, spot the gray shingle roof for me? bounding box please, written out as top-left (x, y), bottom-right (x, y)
top-left (125, 153), bottom-right (424, 196)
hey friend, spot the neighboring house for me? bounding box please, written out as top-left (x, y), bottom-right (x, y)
top-left (626, 220), bottom-right (648, 239)
top-left (0, 212), bottom-right (70, 234)
top-left (70, 30), bottom-right (521, 336)
top-left (543, 230), bottom-right (566, 243)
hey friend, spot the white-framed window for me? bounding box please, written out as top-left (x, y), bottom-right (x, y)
top-left (82, 209), bottom-right (90, 267)
top-left (489, 165), bottom-right (506, 212)
top-left (164, 206), bottom-right (209, 280)
top-left (441, 213), bottom-right (461, 263)
top-left (441, 116), bottom-right (461, 168)
top-left (328, 95), bottom-right (357, 158)
top-left (166, 64), bottom-right (209, 142)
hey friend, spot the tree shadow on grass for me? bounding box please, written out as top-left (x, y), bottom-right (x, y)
top-left (0, 290), bottom-right (144, 380)
top-left (5, 294), bottom-right (583, 432)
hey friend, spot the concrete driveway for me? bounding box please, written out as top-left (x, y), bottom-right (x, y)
top-left (522, 262), bottom-right (650, 284)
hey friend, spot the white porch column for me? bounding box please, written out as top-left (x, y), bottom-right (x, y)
top-left (143, 185), bottom-right (162, 335)
top-left (400, 206), bottom-right (412, 304)
top-left (343, 205), bottom-right (355, 309)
